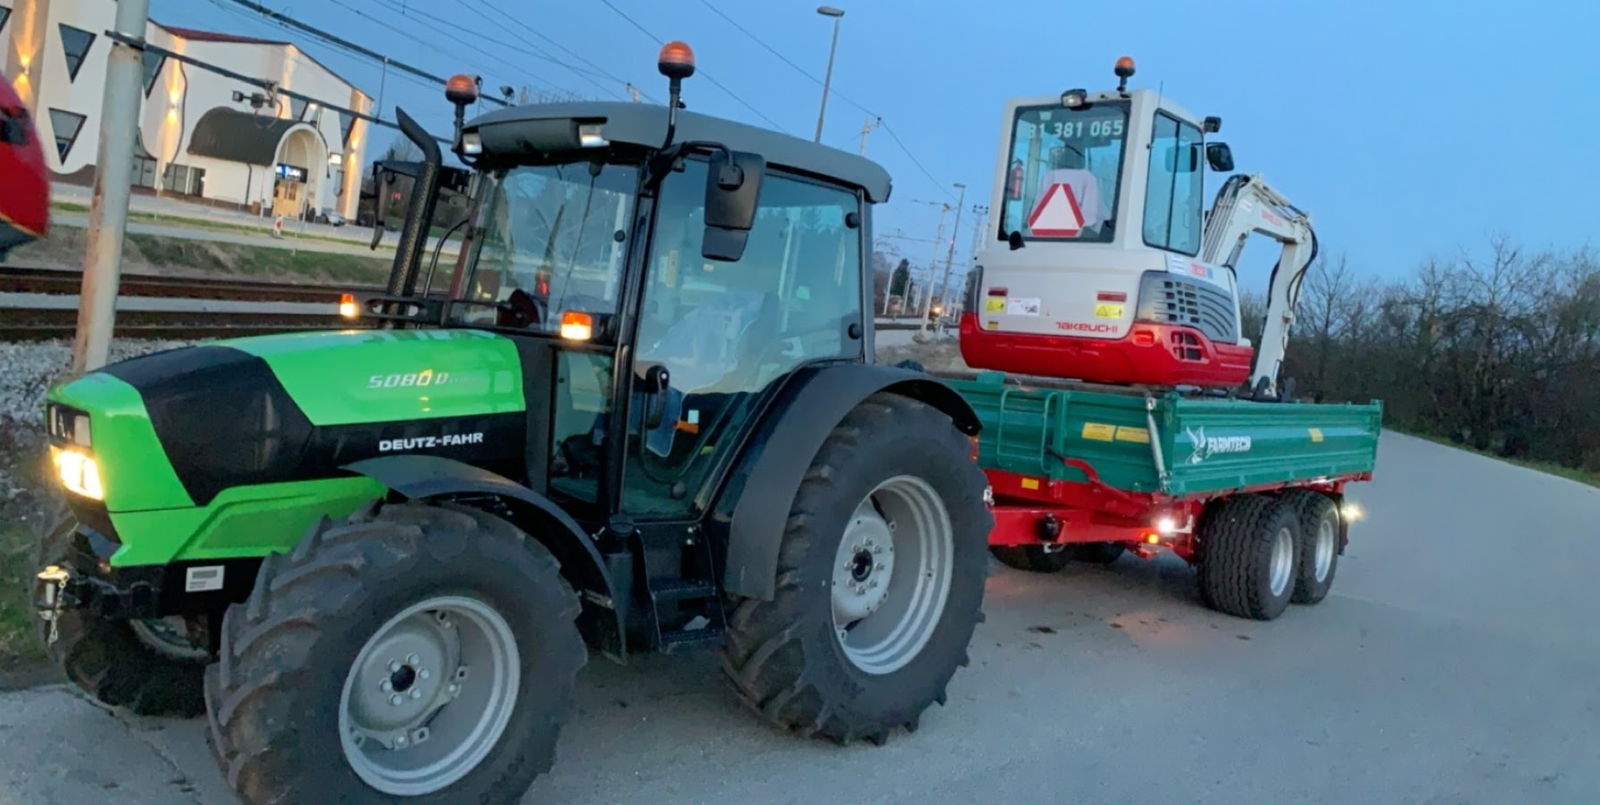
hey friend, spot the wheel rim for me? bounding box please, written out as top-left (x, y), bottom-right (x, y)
top-left (1268, 526), bottom-right (1294, 597)
top-left (1313, 515), bottom-right (1336, 582)
top-left (338, 595), bottom-right (520, 797)
top-left (129, 616), bottom-right (210, 663)
top-left (831, 475), bottom-right (954, 676)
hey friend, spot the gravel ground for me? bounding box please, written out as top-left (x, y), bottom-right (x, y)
top-left (0, 339), bottom-right (192, 676)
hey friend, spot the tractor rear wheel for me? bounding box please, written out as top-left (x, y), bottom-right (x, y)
top-left (1284, 491), bottom-right (1341, 604)
top-left (1195, 495), bottom-right (1300, 620)
top-left (205, 502), bottom-right (585, 804)
top-left (34, 518), bottom-right (208, 717)
top-left (990, 544), bottom-right (1073, 572)
top-left (721, 394), bottom-right (992, 744)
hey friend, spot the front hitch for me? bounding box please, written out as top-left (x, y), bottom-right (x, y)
top-left (35, 565), bottom-right (73, 645)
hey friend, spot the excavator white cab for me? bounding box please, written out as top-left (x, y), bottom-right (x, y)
top-left (960, 57), bottom-right (1316, 396)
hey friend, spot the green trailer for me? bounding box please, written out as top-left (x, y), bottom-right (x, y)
top-left (947, 371), bottom-right (1382, 621)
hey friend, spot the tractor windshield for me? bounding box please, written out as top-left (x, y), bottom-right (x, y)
top-left (452, 161), bottom-right (639, 334)
top-left (1000, 101), bottom-right (1128, 243)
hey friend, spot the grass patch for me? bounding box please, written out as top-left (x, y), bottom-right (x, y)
top-left (1402, 431), bottom-right (1600, 489)
top-left (0, 526), bottom-right (43, 664)
top-left (52, 201), bottom-right (90, 213)
top-left (129, 233), bottom-right (395, 283)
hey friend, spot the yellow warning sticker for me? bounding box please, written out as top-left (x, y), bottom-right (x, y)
top-left (1020, 478), bottom-right (1040, 490)
top-left (1309, 427), bottom-right (1324, 443)
top-left (1082, 422), bottom-right (1115, 442)
top-left (1093, 303), bottom-right (1125, 319)
top-left (985, 320), bottom-right (999, 330)
top-left (984, 297), bottom-right (1006, 312)
top-left (1115, 426), bottom-right (1150, 444)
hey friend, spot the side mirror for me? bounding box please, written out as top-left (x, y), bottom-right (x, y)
top-left (370, 164), bottom-right (394, 250)
top-left (1203, 116), bottom-right (1222, 133)
top-left (702, 149), bottom-right (765, 262)
top-left (1205, 142), bottom-right (1234, 172)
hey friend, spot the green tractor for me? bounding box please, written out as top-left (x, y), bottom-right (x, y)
top-left (33, 42), bottom-right (991, 802)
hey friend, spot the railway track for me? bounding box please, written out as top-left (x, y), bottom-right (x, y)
top-left (0, 265), bottom-right (383, 341)
top-left (1, 265), bottom-right (943, 340)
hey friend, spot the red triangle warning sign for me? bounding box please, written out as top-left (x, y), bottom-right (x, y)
top-left (1026, 183), bottom-right (1085, 237)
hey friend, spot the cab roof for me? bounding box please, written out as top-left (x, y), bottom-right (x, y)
top-left (464, 101), bottom-right (893, 203)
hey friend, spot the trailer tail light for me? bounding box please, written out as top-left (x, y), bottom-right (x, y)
top-left (1132, 328), bottom-right (1156, 346)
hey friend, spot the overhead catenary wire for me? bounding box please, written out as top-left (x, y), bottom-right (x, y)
top-left (461, 0), bottom-right (658, 102)
top-left (361, 0), bottom-right (586, 100)
top-left (111, 31), bottom-right (453, 145)
top-left (696, 0), bottom-right (956, 200)
top-left (215, 0), bottom-right (507, 106)
top-left (596, 0), bottom-right (791, 133)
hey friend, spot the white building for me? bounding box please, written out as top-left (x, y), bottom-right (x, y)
top-left (3, 0), bottom-right (372, 220)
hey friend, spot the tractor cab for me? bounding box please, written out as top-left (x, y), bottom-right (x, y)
top-left (358, 46), bottom-right (890, 532)
top-left (960, 57), bottom-right (1251, 388)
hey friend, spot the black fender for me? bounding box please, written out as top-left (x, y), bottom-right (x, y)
top-left (342, 454), bottom-right (627, 661)
top-left (717, 363), bottom-right (980, 600)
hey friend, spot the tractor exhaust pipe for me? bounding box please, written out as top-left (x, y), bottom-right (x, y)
top-left (385, 107), bottom-right (442, 310)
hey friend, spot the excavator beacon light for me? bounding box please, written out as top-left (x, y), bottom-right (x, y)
top-left (1061, 89), bottom-right (1088, 108)
top-left (445, 74), bottom-right (479, 106)
top-left (658, 41), bottom-right (696, 80)
top-left (1114, 56), bottom-right (1135, 92)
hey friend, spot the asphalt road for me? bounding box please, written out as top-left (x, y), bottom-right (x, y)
top-left (2, 432), bottom-right (1597, 804)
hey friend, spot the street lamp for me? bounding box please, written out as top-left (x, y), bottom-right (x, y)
top-left (814, 6), bottom-right (844, 143)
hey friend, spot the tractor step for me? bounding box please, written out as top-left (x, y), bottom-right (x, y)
top-left (658, 626), bottom-right (726, 653)
top-left (649, 578), bottom-right (718, 603)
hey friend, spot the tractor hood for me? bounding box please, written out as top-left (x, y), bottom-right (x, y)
top-left (48, 329), bottom-right (529, 519)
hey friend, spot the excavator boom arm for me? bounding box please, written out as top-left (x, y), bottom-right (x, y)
top-left (1201, 174), bottom-right (1317, 396)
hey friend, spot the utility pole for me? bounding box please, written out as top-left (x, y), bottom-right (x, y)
top-left (917, 203), bottom-right (950, 333)
top-left (923, 183), bottom-right (967, 338)
top-left (858, 116), bottom-right (880, 156)
top-left (73, 0), bottom-right (151, 372)
top-left (814, 6), bottom-right (845, 143)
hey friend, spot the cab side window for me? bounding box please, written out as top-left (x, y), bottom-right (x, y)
top-left (1143, 113), bottom-right (1204, 255)
top-left (624, 159), bottom-right (863, 517)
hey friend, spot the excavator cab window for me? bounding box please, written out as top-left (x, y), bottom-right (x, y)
top-left (999, 102), bottom-right (1128, 243)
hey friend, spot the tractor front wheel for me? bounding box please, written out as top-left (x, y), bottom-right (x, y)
top-left (34, 519), bottom-right (208, 717)
top-left (204, 502), bottom-right (586, 804)
top-left (721, 394), bottom-right (992, 744)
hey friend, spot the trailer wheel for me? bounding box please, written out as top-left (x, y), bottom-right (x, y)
top-left (33, 519), bottom-right (207, 717)
top-left (1195, 495), bottom-right (1300, 620)
top-left (1073, 542), bottom-right (1126, 565)
top-left (1284, 491), bottom-right (1340, 604)
top-left (205, 502), bottom-right (585, 803)
top-left (990, 545), bottom-right (1073, 572)
top-left (721, 393), bottom-right (992, 745)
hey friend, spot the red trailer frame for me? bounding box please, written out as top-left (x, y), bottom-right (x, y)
top-left (984, 452), bottom-right (1370, 564)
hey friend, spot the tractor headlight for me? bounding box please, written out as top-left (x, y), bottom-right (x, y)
top-left (52, 446), bottom-right (104, 500)
top-left (46, 404), bottom-right (102, 500)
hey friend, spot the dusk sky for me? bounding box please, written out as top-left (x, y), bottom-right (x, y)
top-left (166, 0), bottom-right (1600, 291)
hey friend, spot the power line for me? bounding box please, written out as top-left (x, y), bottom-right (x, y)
top-left (694, 0), bottom-right (955, 200)
top-left (364, 0), bottom-right (584, 99)
top-left (215, 0), bottom-right (507, 106)
top-left (596, 0), bottom-right (790, 133)
top-left (464, 0), bottom-right (657, 102)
